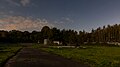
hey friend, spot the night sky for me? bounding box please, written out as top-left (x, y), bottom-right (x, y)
top-left (0, 0), bottom-right (120, 32)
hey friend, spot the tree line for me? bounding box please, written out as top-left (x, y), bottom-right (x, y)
top-left (0, 26), bottom-right (78, 45)
top-left (0, 24), bottom-right (120, 45)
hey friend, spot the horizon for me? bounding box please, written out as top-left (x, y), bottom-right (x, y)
top-left (0, 0), bottom-right (120, 32)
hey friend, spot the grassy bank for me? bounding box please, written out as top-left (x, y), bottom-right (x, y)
top-left (41, 46), bottom-right (120, 67)
top-left (0, 44), bottom-right (22, 67)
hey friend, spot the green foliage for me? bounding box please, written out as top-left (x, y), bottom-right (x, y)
top-left (41, 46), bottom-right (120, 67)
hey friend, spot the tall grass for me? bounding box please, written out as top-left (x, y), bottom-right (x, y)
top-left (41, 46), bottom-right (120, 67)
top-left (0, 44), bottom-right (22, 67)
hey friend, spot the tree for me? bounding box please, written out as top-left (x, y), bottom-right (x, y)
top-left (41, 26), bottom-right (52, 43)
top-left (51, 27), bottom-right (61, 41)
top-left (0, 31), bottom-right (9, 43)
top-left (23, 31), bottom-right (30, 43)
top-left (9, 30), bottom-right (23, 43)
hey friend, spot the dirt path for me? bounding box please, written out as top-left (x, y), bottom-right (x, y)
top-left (4, 47), bottom-right (89, 67)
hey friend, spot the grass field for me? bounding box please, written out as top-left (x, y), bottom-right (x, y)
top-left (0, 44), bottom-right (22, 66)
top-left (41, 46), bottom-right (120, 67)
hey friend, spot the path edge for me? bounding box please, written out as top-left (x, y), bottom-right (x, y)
top-left (2, 48), bottom-right (23, 67)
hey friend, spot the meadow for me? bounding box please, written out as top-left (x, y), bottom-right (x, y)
top-left (41, 46), bottom-right (120, 67)
top-left (0, 44), bottom-right (22, 67)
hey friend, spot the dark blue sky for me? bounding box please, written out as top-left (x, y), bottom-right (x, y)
top-left (0, 0), bottom-right (120, 31)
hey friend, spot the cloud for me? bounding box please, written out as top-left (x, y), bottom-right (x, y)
top-left (5, 0), bottom-right (31, 7)
top-left (0, 6), bottom-right (5, 9)
top-left (20, 0), bottom-right (30, 6)
top-left (0, 16), bottom-right (54, 31)
top-left (62, 17), bottom-right (74, 23)
top-left (54, 17), bottom-right (74, 24)
top-left (0, 12), bottom-right (5, 15)
top-left (6, 0), bottom-right (21, 7)
top-left (0, 12), bottom-right (9, 18)
top-left (9, 10), bottom-right (14, 14)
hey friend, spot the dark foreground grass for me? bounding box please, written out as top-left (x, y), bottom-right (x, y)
top-left (41, 46), bottom-right (120, 67)
top-left (0, 44), bottom-right (22, 67)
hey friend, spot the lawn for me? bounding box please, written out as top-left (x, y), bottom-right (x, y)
top-left (0, 44), bottom-right (22, 67)
top-left (41, 46), bottom-right (120, 67)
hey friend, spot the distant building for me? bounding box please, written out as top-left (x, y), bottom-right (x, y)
top-left (44, 39), bottom-right (48, 45)
top-left (107, 42), bottom-right (120, 45)
top-left (53, 41), bottom-right (60, 44)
